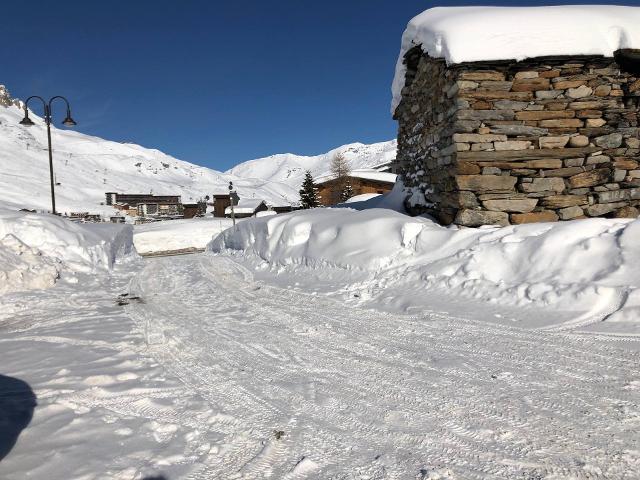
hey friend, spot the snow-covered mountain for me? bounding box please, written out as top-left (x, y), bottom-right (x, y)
top-left (0, 85), bottom-right (396, 216)
top-left (227, 140), bottom-right (397, 188)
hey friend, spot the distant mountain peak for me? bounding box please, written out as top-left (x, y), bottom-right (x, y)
top-left (227, 140), bottom-right (397, 188)
top-left (0, 85), bottom-right (21, 109)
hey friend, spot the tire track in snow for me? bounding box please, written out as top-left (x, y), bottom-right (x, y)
top-left (126, 254), bottom-right (640, 479)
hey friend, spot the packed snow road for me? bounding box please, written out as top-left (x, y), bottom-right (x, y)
top-left (125, 253), bottom-right (639, 479)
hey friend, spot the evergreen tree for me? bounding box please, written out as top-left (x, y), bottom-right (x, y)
top-left (298, 171), bottom-right (321, 209)
top-left (340, 181), bottom-right (355, 202)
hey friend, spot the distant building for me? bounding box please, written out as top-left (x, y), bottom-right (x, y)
top-left (68, 212), bottom-right (102, 223)
top-left (212, 193), bottom-right (234, 218)
top-left (315, 169), bottom-right (397, 206)
top-left (182, 202), bottom-right (207, 219)
top-left (105, 192), bottom-right (182, 218)
top-left (225, 199), bottom-right (269, 218)
top-left (136, 202), bottom-right (180, 217)
top-left (113, 203), bottom-right (138, 216)
top-left (105, 193), bottom-right (181, 207)
top-left (270, 204), bottom-right (295, 214)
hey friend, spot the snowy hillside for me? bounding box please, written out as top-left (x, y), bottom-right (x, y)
top-left (1, 86), bottom-right (397, 217)
top-left (226, 139), bottom-right (397, 188)
top-left (0, 87), bottom-right (298, 216)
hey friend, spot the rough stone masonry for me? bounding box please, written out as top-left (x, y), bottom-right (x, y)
top-left (393, 48), bottom-right (640, 226)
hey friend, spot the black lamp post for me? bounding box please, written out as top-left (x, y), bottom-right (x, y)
top-left (19, 96), bottom-right (77, 215)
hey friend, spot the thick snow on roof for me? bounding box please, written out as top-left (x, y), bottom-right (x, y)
top-left (225, 199), bottom-right (266, 215)
top-left (316, 169), bottom-right (397, 185)
top-left (391, 5), bottom-right (640, 114)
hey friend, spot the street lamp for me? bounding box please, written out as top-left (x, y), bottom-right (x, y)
top-left (19, 96), bottom-right (77, 215)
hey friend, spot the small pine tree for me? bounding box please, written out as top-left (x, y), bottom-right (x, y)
top-left (340, 181), bottom-right (354, 202)
top-left (299, 171), bottom-right (321, 209)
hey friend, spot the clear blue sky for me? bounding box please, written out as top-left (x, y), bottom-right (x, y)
top-left (1, 1), bottom-right (632, 171)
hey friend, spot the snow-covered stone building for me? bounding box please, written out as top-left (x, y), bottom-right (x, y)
top-left (392, 6), bottom-right (640, 226)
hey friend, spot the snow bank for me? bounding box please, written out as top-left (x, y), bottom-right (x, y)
top-left (0, 234), bottom-right (61, 294)
top-left (0, 207), bottom-right (134, 293)
top-left (335, 180), bottom-right (407, 213)
top-left (210, 209), bottom-right (424, 271)
top-left (391, 5), bottom-right (640, 113)
top-left (209, 208), bottom-right (640, 323)
top-left (133, 217), bottom-right (235, 254)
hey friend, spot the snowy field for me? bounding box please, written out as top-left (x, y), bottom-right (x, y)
top-left (1, 204), bottom-right (639, 479)
top-left (133, 217), bottom-right (237, 255)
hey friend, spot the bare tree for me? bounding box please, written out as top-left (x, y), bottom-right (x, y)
top-left (330, 152), bottom-right (351, 203)
top-left (330, 152), bottom-right (351, 179)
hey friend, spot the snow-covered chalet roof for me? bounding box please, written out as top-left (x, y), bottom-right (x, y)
top-left (315, 169), bottom-right (397, 185)
top-left (391, 5), bottom-right (640, 113)
top-left (225, 199), bottom-right (266, 215)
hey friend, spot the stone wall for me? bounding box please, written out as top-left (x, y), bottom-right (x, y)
top-left (394, 50), bottom-right (640, 226)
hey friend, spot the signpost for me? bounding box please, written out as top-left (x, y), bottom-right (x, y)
top-left (228, 182), bottom-right (238, 227)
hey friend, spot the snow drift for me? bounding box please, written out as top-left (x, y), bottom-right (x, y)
top-left (391, 5), bottom-right (640, 113)
top-left (0, 207), bottom-right (135, 294)
top-left (209, 208), bottom-right (640, 327)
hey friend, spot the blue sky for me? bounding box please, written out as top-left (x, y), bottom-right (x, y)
top-left (1, 1), bottom-right (633, 171)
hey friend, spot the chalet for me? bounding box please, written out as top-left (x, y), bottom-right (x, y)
top-left (392, 6), bottom-right (640, 226)
top-left (225, 199), bottom-right (269, 218)
top-left (315, 169), bottom-right (397, 206)
top-left (182, 202), bottom-right (207, 219)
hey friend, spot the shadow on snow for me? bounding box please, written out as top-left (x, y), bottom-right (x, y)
top-left (0, 374), bottom-right (37, 463)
